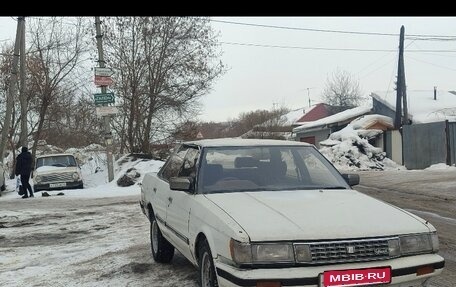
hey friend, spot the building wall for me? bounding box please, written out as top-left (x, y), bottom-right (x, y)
top-left (296, 128), bottom-right (331, 148)
top-left (390, 130), bottom-right (402, 165)
top-left (373, 98), bottom-right (396, 120)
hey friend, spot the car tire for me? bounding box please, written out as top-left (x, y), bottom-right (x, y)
top-left (150, 212), bottom-right (174, 263)
top-left (198, 239), bottom-right (219, 287)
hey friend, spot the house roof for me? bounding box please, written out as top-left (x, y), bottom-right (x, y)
top-left (371, 90), bottom-right (456, 123)
top-left (295, 103), bottom-right (331, 123)
top-left (350, 114), bottom-right (394, 130)
top-left (293, 106), bottom-right (372, 133)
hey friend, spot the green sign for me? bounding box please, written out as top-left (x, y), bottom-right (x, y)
top-left (94, 92), bottom-right (115, 105)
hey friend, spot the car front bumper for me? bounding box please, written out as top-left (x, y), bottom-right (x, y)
top-left (34, 180), bottom-right (83, 191)
top-left (215, 253), bottom-right (444, 287)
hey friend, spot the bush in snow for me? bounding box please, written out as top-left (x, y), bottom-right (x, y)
top-left (117, 167), bottom-right (141, 187)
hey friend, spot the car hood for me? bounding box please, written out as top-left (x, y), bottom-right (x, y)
top-left (35, 166), bottom-right (79, 175)
top-left (205, 189), bottom-right (431, 241)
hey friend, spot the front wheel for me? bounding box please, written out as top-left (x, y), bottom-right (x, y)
top-left (150, 213), bottom-right (174, 263)
top-left (198, 239), bottom-right (219, 287)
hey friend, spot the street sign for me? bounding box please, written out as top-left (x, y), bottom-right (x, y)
top-left (94, 67), bottom-right (114, 77)
top-left (96, 106), bottom-right (118, 117)
top-left (94, 92), bottom-right (115, 105)
top-left (94, 75), bottom-right (113, 86)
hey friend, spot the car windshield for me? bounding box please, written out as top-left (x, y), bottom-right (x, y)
top-left (198, 145), bottom-right (349, 194)
top-left (36, 155), bottom-right (77, 168)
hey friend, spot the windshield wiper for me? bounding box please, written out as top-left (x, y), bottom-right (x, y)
top-left (321, 186), bottom-right (348, 189)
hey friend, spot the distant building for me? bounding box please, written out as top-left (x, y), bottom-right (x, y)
top-left (292, 106), bottom-right (372, 148)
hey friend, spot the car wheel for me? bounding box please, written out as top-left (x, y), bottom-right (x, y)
top-left (198, 239), bottom-right (219, 287)
top-left (150, 212), bottom-right (174, 263)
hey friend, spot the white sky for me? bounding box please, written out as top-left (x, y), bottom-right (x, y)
top-left (2, 16), bottom-right (456, 122)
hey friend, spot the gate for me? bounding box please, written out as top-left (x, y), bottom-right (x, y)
top-left (402, 122), bottom-right (448, 169)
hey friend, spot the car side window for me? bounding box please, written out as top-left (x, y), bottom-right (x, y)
top-left (178, 147), bottom-right (200, 178)
top-left (161, 146), bottom-right (189, 182)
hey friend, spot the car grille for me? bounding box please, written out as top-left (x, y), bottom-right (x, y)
top-left (41, 172), bottom-right (74, 183)
top-left (298, 238), bottom-right (393, 264)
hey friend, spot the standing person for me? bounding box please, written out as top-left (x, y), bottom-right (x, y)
top-left (15, 146), bottom-right (34, 198)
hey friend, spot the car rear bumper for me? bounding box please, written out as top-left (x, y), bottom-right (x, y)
top-left (215, 254), bottom-right (444, 287)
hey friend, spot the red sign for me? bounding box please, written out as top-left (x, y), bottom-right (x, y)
top-left (323, 267), bottom-right (391, 286)
top-left (94, 75), bottom-right (113, 86)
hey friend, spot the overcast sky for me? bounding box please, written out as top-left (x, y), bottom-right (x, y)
top-left (2, 17), bottom-right (456, 122)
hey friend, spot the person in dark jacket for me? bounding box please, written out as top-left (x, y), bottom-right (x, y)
top-left (15, 146), bottom-right (34, 198)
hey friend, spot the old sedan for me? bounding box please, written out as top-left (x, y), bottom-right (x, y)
top-left (140, 138), bottom-right (444, 287)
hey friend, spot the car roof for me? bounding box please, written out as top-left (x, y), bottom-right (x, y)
top-left (36, 153), bottom-right (75, 159)
top-left (184, 138), bottom-right (312, 148)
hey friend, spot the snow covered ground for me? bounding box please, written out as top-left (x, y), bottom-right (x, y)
top-left (0, 152), bottom-right (165, 200)
top-left (0, 152), bottom-right (201, 287)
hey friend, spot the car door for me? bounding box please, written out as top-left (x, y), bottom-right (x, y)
top-left (155, 145), bottom-right (188, 238)
top-left (165, 145), bottom-right (200, 260)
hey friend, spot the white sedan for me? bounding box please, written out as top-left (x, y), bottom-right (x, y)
top-left (140, 138), bottom-right (444, 287)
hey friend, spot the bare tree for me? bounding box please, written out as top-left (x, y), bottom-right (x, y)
top-left (26, 17), bottom-right (91, 159)
top-left (322, 68), bottom-right (364, 108)
top-left (104, 17), bottom-right (225, 153)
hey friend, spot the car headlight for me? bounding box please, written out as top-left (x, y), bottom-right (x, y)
top-left (35, 175), bottom-right (41, 183)
top-left (72, 172), bottom-right (80, 180)
top-left (400, 233), bottom-right (433, 255)
top-left (230, 239), bottom-right (295, 265)
top-left (252, 243), bottom-right (294, 263)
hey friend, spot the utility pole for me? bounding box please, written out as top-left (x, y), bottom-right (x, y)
top-left (95, 16), bottom-right (114, 182)
top-left (394, 26), bottom-right (405, 129)
top-left (0, 17), bottom-right (24, 163)
top-left (19, 17), bottom-right (27, 147)
top-left (307, 88), bottom-right (311, 107)
top-left (400, 26), bottom-right (408, 125)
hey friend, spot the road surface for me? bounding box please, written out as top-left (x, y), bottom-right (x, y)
top-left (1, 169), bottom-right (454, 286)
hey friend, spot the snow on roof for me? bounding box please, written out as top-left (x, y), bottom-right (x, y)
top-left (282, 108), bottom-right (308, 125)
top-left (371, 90), bottom-right (456, 123)
top-left (186, 138), bottom-right (311, 147)
top-left (350, 114), bottom-right (393, 130)
top-left (256, 106), bottom-right (316, 128)
top-left (293, 106), bottom-right (372, 133)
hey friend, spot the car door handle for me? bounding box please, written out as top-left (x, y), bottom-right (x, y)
top-left (168, 197), bottom-right (173, 203)
top-left (153, 187), bottom-right (157, 193)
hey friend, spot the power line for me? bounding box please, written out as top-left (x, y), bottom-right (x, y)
top-left (211, 19), bottom-right (456, 39)
top-left (221, 41), bottom-right (396, 52)
top-left (220, 41), bottom-right (456, 53)
top-left (212, 19), bottom-right (398, 36)
top-left (407, 55), bottom-right (456, 72)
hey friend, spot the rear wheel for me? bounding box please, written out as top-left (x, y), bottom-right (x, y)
top-left (198, 239), bottom-right (219, 287)
top-left (150, 212), bottom-right (174, 263)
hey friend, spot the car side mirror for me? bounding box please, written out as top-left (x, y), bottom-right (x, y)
top-left (169, 177), bottom-right (193, 192)
top-left (342, 173), bottom-right (360, 186)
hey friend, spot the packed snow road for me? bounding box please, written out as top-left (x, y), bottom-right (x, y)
top-left (1, 168), bottom-right (455, 286)
top-left (0, 195), bottom-right (198, 287)
top-left (355, 169), bottom-right (456, 287)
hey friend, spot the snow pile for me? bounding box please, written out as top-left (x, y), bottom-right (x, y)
top-left (320, 125), bottom-right (404, 171)
top-left (0, 144), bottom-right (165, 200)
top-left (424, 163), bottom-right (456, 170)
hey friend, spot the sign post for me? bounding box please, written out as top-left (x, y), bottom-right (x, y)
top-left (94, 92), bottom-right (115, 105)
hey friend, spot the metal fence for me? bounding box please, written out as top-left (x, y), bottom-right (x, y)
top-left (402, 121), bottom-right (456, 169)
